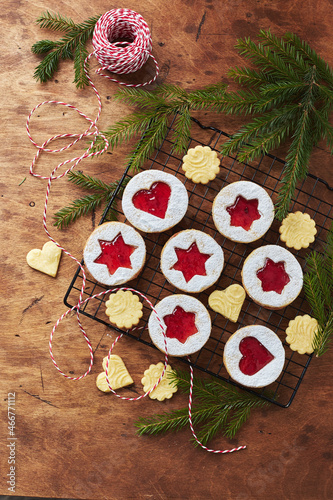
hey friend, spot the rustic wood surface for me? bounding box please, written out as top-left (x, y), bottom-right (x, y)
top-left (1, 0), bottom-right (333, 498)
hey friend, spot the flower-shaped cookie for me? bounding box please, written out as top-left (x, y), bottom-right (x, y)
top-left (182, 145), bottom-right (220, 184)
top-left (208, 284), bottom-right (246, 323)
top-left (96, 355), bottom-right (134, 392)
top-left (105, 290), bottom-right (143, 329)
top-left (279, 212), bottom-right (316, 250)
top-left (141, 362), bottom-right (178, 401)
top-left (285, 315), bottom-right (318, 354)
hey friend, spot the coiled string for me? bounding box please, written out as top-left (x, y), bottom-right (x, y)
top-left (27, 9), bottom-right (245, 455)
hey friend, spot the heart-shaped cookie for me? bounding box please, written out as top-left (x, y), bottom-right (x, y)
top-left (239, 336), bottom-right (275, 376)
top-left (208, 284), bottom-right (246, 322)
top-left (96, 355), bottom-right (134, 392)
top-left (132, 181), bottom-right (171, 219)
top-left (26, 241), bottom-right (62, 277)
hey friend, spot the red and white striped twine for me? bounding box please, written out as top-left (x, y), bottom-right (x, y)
top-left (27, 8), bottom-right (245, 455)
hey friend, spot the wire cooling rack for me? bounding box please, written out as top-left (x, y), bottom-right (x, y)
top-left (64, 117), bottom-right (333, 408)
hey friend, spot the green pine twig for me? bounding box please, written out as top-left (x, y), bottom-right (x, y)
top-left (53, 171), bottom-right (126, 228)
top-left (220, 30), bottom-right (333, 219)
top-left (304, 223), bottom-right (333, 356)
top-left (32, 11), bottom-right (100, 87)
top-left (135, 369), bottom-right (270, 447)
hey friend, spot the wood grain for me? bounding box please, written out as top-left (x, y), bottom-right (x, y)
top-left (1, 0), bottom-right (332, 498)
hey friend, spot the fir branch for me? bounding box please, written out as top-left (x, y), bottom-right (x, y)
top-left (312, 313), bottom-right (333, 357)
top-left (36, 11), bottom-right (76, 32)
top-left (221, 31), bottom-right (333, 218)
top-left (53, 171), bottom-right (125, 228)
top-left (53, 192), bottom-right (106, 228)
top-left (304, 223), bottom-right (333, 356)
top-left (135, 369), bottom-right (270, 447)
top-left (32, 12), bottom-right (100, 87)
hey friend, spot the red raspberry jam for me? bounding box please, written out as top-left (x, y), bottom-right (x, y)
top-left (239, 336), bottom-right (275, 376)
top-left (94, 233), bottom-right (137, 275)
top-left (226, 195), bottom-right (261, 231)
top-left (132, 181), bottom-right (171, 219)
top-left (163, 306), bottom-right (198, 343)
top-left (256, 258), bottom-right (290, 294)
top-left (172, 242), bottom-right (211, 283)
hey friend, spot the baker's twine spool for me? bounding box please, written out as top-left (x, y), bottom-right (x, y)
top-left (27, 9), bottom-right (245, 455)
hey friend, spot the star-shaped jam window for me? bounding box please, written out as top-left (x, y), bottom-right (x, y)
top-left (163, 306), bottom-right (198, 344)
top-left (94, 233), bottom-right (137, 275)
top-left (171, 242), bottom-right (211, 283)
top-left (256, 258), bottom-right (290, 294)
top-left (226, 195), bottom-right (261, 231)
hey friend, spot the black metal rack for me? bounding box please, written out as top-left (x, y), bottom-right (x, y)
top-left (64, 118), bottom-right (333, 408)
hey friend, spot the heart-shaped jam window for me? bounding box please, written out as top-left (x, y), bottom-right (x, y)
top-left (239, 336), bottom-right (275, 376)
top-left (132, 181), bottom-right (171, 219)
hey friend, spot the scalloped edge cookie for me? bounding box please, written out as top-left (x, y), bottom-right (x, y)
top-left (182, 145), bottom-right (220, 184)
top-left (279, 212), bottom-right (317, 250)
top-left (141, 362), bottom-right (178, 401)
top-left (285, 314), bottom-right (318, 354)
top-left (105, 290), bottom-right (143, 329)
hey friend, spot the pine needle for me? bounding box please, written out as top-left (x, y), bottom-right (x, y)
top-left (304, 223), bottom-right (333, 356)
top-left (32, 12), bottom-right (100, 87)
top-left (134, 369), bottom-right (270, 447)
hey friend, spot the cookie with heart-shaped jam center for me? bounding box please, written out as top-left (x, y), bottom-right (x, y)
top-left (26, 241), bottom-right (62, 277)
top-left (223, 325), bottom-right (285, 388)
top-left (208, 284), bottom-right (246, 322)
top-left (132, 181), bottom-right (171, 219)
top-left (239, 337), bottom-right (275, 376)
top-left (122, 169), bottom-right (188, 233)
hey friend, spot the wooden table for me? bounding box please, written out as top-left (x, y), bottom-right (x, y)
top-left (1, 0), bottom-right (332, 498)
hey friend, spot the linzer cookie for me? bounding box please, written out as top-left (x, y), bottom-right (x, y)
top-left (160, 229), bottom-right (224, 293)
top-left (148, 294), bottom-right (212, 356)
top-left (285, 315), bottom-right (318, 354)
top-left (122, 169), bottom-right (188, 233)
top-left (182, 145), bottom-right (220, 184)
top-left (83, 222), bottom-right (146, 286)
top-left (241, 245), bottom-right (303, 309)
top-left (223, 325), bottom-right (285, 388)
top-left (279, 212), bottom-right (317, 250)
top-left (212, 181), bottom-right (274, 243)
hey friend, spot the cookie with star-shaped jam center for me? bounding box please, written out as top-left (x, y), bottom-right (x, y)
top-left (160, 229), bottom-right (224, 293)
top-left (83, 222), bottom-right (146, 286)
top-left (212, 181), bottom-right (274, 243)
top-left (148, 294), bottom-right (212, 356)
top-left (241, 245), bottom-right (303, 309)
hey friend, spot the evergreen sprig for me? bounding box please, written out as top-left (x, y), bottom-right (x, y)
top-left (53, 171), bottom-right (126, 228)
top-left (32, 11), bottom-right (100, 88)
top-left (304, 223), bottom-right (333, 356)
top-left (91, 83), bottom-right (227, 171)
top-left (135, 369), bottom-right (269, 446)
top-left (219, 29), bottom-right (333, 219)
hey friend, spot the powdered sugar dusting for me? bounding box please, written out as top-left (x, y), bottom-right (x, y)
top-left (223, 325), bottom-right (285, 388)
top-left (212, 181), bottom-right (274, 243)
top-left (242, 245), bottom-right (303, 309)
top-left (122, 170), bottom-right (188, 232)
top-left (83, 222), bottom-right (146, 286)
top-left (148, 294), bottom-right (212, 356)
top-left (161, 229), bottom-right (224, 292)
